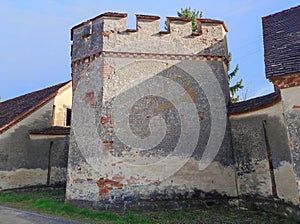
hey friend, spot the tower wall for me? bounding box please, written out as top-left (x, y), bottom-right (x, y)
top-left (67, 12), bottom-right (236, 209)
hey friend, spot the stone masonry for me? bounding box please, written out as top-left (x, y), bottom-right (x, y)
top-left (66, 13), bottom-right (237, 209)
top-left (66, 9), bottom-right (300, 215)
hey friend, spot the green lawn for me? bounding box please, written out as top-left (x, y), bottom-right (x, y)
top-left (0, 189), bottom-right (298, 224)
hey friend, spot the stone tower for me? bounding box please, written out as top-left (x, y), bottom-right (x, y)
top-left (66, 12), bottom-right (236, 209)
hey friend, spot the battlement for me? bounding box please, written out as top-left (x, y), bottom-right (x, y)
top-left (71, 12), bottom-right (228, 62)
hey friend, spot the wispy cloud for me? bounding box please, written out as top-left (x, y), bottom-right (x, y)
top-left (219, 0), bottom-right (257, 20)
top-left (248, 84), bottom-right (274, 100)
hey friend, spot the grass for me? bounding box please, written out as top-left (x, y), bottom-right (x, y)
top-left (0, 190), bottom-right (147, 224)
top-left (0, 189), bottom-right (298, 224)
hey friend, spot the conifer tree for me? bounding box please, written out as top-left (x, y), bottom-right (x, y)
top-left (177, 7), bottom-right (244, 102)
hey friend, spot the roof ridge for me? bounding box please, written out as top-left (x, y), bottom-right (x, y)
top-left (1, 80), bottom-right (71, 104)
top-left (229, 91), bottom-right (281, 115)
top-left (262, 4), bottom-right (300, 19)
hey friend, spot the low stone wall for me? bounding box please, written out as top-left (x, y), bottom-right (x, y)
top-left (0, 100), bottom-right (69, 190)
top-left (230, 92), bottom-right (299, 205)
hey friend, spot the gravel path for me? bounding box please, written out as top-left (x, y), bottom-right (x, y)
top-left (0, 205), bottom-right (80, 224)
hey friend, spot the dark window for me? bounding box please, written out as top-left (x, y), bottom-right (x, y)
top-left (66, 108), bottom-right (72, 126)
top-left (82, 24), bottom-right (91, 38)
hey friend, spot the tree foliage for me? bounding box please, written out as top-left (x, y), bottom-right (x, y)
top-left (177, 7), bottom-right (202, 32)
top-left (228, 53), bottom-right (243, 102)
top-left (176, 7), bottom-right (243, 102)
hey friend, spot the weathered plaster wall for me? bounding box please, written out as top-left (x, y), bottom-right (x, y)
top-left (0, 100), bottom-right (69, 190)
top-left (230, 102), bottom-right (298, 204)
top-left (53, 83), bottom-right (72, 126)
top-left (66, 12), bottom-right (300, 212)
top-left (280, 86), bottom-right (300, 198)
top-left (67, 14), bottom-right (236, 209)
top-left (49, 136), bottom-right (69, 185)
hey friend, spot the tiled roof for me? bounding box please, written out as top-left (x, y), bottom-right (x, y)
top-left (262, 5), bottom-right (300, 78)
top-left (229, 91), bottom-right (281, 115)
top-left (29, 126), bottom-right (70, 135)
top-left (0, 81), bottom-right (70, 134)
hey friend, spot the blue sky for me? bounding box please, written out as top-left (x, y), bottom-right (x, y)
top-left (0, 0), bottom-right (299, 101)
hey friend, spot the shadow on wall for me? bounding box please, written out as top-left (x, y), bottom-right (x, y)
top-left (231, 113), bottom-right (297, 204)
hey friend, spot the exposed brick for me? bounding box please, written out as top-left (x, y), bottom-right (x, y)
top-left (270, 73), bottom-right (300, 89)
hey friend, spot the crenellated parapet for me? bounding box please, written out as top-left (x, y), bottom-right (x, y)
top-left (71, 12), bottom-right (228, 63)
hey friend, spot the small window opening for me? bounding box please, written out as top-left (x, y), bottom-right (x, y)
top-left (66, 108), bottom-right (72, 126)
top-left (82, 24), bottom-right (91, 38)
top-left (51, 105), bottom-right (56, 126)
